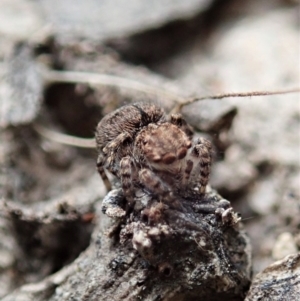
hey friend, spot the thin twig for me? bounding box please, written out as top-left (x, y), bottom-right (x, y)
top-left (172, 88), bottom-right (300, 113)
top-left (43, 69), bottom-right (299, 108)
top-left (33, 86), bottom-right (300, 148)
top-left (37, 69), bottom-right (300, 147)
top-left (190, 88), bottom-right (300, 102)
top-left (42, 69), bottom-right (183, 102)
top-left (33, 123), bottom-right (96, 148)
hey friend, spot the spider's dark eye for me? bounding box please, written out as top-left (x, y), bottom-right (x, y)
top-left (162, 154), bottom-right (176, 164)
top-left (177, 148), bottom-right (187, 159)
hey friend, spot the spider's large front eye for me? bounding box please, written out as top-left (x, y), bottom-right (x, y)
top-left (177, 147), bottom-right (187, 159)
top-left (162, 154), bottom-right (176, 165)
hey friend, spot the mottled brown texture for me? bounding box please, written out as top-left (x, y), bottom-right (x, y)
top-left (134, 123), bottom-right (192, 164)
top-left (95, 102), bottom-right (166, 189)
top-left (1, 187), bottom-right (252, 301)
top-left (92, 100), bottom-right (251, 300)
top-left (1, 2), bottom-right (298, 300)
top-left (93, 187), bottom-right (251, 301)
top-left (95, 102), bottom-right (213, 208)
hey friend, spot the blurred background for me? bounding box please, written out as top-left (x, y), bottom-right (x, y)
top-left (0, 0), bottom-right (299, 298)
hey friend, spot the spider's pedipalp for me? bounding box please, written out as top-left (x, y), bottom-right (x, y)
top-left (183, 159), bottom-right (194, 184)
top-left (138, 168), bottom-right (173, 201)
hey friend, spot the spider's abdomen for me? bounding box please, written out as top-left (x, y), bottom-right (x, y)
top-left (95, 102), bottom-right (166, 153)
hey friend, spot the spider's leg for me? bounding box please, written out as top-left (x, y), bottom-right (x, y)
top-left (103, 132), bottom-right (131, 154)
top-left (182, 159), bottom-right (193, 185)
top-left (139, 168), bottom-right (184, 210)
top-left (170, 113), bottom-right (194, 139)
top-left (190, 137), bottom-right (212, 194)
top-left (103, 131), bottom-right (132, 177)
top-left (120, 156), bottom-right (135, 206)
top-left (97, 153), bottom-right (111, 191)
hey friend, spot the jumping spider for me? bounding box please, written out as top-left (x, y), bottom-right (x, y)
top-left (95, 102), bottom-right (212, 205)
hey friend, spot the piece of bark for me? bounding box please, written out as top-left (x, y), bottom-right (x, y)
top-left (245, 253), bottom-right (300, 301)
top-left (3, 187), bottom-right (251, 301)
top-left (2, 200), bottom-right (95, 282)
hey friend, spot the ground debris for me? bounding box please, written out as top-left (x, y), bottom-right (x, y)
top-left (0, 44), bottom-right (43, 127)
top-left (245, 253), bottom-right (300, 301)
top-left (2, 200), bottom-right (94, 282)
top-left (51, 188), bottom-right (251, 301)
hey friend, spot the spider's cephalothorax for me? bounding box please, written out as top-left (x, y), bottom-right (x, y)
top-left (95, 102), bottom-right (166, 178)
top-left (95, 102), bottom-right (212, 204)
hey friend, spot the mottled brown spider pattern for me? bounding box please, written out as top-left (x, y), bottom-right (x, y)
top-left (95, 102), bottom-right (212, 205)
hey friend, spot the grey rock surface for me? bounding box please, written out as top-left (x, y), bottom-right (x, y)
top-left (245, 253), bottom-right (300, 301)
top-left (0, 45), bottom-right (43, 127)
top-left (40, 0), bottom-right (212, 42)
